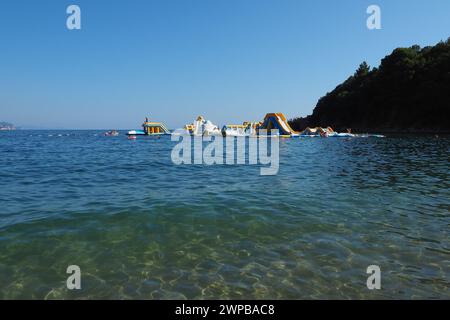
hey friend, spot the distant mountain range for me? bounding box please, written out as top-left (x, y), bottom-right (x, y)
top-left (289, 38), bottom-right (450, 133)
top-left (0, 122), bottom-right (16, 130)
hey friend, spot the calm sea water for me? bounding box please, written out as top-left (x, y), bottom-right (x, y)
top-left (0, 130), bottom-right (448, 299)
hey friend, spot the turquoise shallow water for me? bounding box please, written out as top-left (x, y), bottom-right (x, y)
top-left (0, 130), bottom-right (448, 299)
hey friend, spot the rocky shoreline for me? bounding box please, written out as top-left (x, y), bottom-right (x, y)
top-left (0, 122), bottom-right (16, 130)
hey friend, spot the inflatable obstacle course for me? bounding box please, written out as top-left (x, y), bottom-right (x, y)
top-left (299, 126), bottom-right (335, 137)
top-left (143, 121), bottom-right (170, 135)
top-left (260, 113), bottom-right (300, 137)
top-left (221, 122), bottom-right (260, 137)
top-left (180, 116), bottom-right (222, 136)
top-left (127, 118), bottom-right (170, 136)
top-left (127, 114), bottom-right (384, 138)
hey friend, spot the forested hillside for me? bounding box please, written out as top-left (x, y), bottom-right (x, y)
top-left (289, 39), bottom-right (450, 133)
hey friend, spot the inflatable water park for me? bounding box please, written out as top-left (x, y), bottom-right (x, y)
top-left (127, 117), bottom-right (171, 136)
top-left (126, 113), bottom-right (385, 138)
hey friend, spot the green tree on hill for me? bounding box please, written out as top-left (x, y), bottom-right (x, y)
top-left (289, 39), bottom-right (450, 133)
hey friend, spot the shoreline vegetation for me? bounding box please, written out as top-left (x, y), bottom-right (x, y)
top-left (289, 38), bottom-right (450, 134)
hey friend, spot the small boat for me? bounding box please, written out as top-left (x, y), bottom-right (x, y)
top-left (127, 135), bottom-right (137, 140)
top-left (105, 130), bottom-right (119, 136)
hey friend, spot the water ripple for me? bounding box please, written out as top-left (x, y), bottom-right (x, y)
top-left (0, 131), bottom-right (448, 299)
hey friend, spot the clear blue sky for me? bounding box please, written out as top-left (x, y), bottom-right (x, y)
top-left (1, 0), bottom-right (449, 129)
